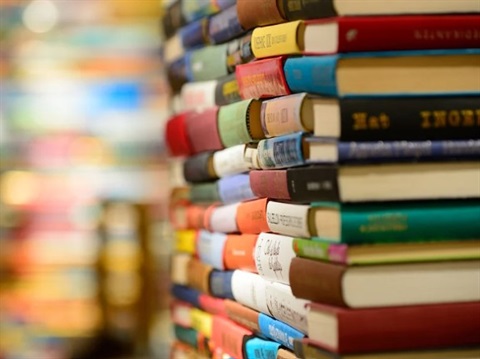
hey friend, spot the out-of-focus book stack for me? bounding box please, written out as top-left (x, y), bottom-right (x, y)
top-left (162, 0), bottom-right (480, 358)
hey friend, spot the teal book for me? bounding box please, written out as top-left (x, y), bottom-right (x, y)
top-left (284, 49), bottom-right (480, 97)
top-left (310, 200), bottom-right (480, 244)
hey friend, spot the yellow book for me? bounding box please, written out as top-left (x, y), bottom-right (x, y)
top-left (251, 20), bottom-right (303, 59)
top-left (175, 230), bottom-right (197, 254)
top-left (190, 308), bottom-right (213, 338)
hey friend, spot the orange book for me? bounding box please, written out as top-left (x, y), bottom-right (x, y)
top-left (224, 234), bottom-right (258, 272)
top-left (211, 315), bottom-right (253, 359)
top-left (236, 198), bottom-right (270, 234)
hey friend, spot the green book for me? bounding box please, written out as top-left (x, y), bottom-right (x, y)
top-left (189, 43), bottom-right (228, 82)
top-left (310, 200), bottom-right (480, 244)
top-left (190, 182), bottom-right (220, 203)
top-left (174, 324), bottom-right (198, 349)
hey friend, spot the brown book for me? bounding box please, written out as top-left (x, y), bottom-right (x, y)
top-left (224, 299), bottom-right (260, 333)
top-left (236, 0), bottom-right (285, 30)
top-left (187, 258), bottom-right (213, 295)
top-left (289, 257), bottom-right (480, 308)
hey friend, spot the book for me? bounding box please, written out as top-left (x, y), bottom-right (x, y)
top-left (185, 107), bottom-right (224, 154)
top-left (251, 15), bottom-right (480, 58)
top-left (217, 99), bottom-right (265, 148)
top-left (161, 0), bottom-right (185, 39)
top-left (211, 315), bottom-right (253, 359)
top-left (306, 301), bottom-right (480, 354)
top-left (268, 199), bottom-right (480, 243)
top-left (186, 43), bottom-right (229, 82)
top-left (208, 5), bottom-right (245, 44)
top-left (212, 144), bottom-right (250, 178)
top-left (284, 49), bottom-right (480, 97)
top-left (224, 298), bottom-right (260, 333)
top-left (183, 151), bottom-right (218, 183)
top-left (217, 173), bottom-right (256, 204)
top-left (249, 161), bottom-right (480, 203)
top-left (181, 0), bottom-right (236, 23)
top-left (245, 337), bottom-right (282, 359)
top-left (294, 238), bottom-right (480, 266)
top-left (236, 0), bottom-right (285, 30)
top-left (280, 0), bottom-right (480, 20)
top-left (165, 111), bottom-right (193, 157)
top-left (293, 339), bottom-right (480, 359)
top-left (236, 198), bottom-right (270, 234)
top-left (289, 257), bottom-right (480, 308)
top-left (236, 56), bottom-right (291, 100)
top-left (223, 234), bottom-right (258, 272)
top-left (208, 203), bottom-right (240, 233)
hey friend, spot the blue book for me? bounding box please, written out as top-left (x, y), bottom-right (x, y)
top-left (245, 337), bottom-right (281, 359)
top-left (210, 270), bottom-right (235, 299)
top-left (284, 49), bottom-right (480, 97)
top-left (197, 230), bottom-right (228, 270)
top-left (208, 5), bottom-right (245, 44)
top-left (179, 18), bottom-right (208, 49)
top-left (218, 174), bottom-right (256, 204)
top-left (171, 285), bottom-right (201, 308)
top-left (257, 313), bottom-right (305, 350)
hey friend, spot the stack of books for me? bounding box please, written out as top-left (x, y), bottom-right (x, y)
top-left (161, 0), bottom-right (480, 358)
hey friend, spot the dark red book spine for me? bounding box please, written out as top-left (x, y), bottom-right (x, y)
top-left (185, 107), bottom-right (224, 154)
top-left (249, 169), bottom-right (291, 200)
top-left (334, 15), bottom-right (480, 53)
top-left (235, 56), bottom-right (291, 100)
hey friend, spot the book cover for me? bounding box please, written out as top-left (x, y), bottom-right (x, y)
top-left (212, 144), bottom-right (250, 178)
top-left (236, 0), bottom-right (285, 30)
top-left (236, 198), bottom-right (270, 234)
top-left (185, 107), bottom-right (224, 154)
top-left (224, 234), bottom-right (258, 272)
top-left (217, 174), bottom-right (256, 204)
top-left (208, 5), bottom-right (245, 44)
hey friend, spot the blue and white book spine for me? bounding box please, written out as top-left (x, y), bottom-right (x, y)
top-left (258, 313), bottom-right (305, 350)
top-left (337, 139), bottom-right (480, 162)
top-left (218, 174), bottom-right (256, 204)
top-left (257, 132), bottom-right (305, 169)
top-left (245, 337), bottom-right (281, 359)
top-left (171, 284), bottom-right (201, 308)
top-left (208, 5), bottom-right (244, 44)
top-left (210, 270), bottom-right (235, 299)
top-left (197, 230), bottom-right (228, 270)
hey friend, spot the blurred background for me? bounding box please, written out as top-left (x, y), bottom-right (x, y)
top-left (0, 1), bottom-right (173, 358)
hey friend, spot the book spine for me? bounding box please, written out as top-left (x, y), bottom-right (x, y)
top-left (165, 112), bottom-right (192, 157)
top-left (254, 232), bottom-right (296, 285)
top-left (218, 99), bottom-right (262, 148)
top-left (280, 0), bottom-right (337, 20)
top-left (188, 43), bottom-right (229, 82)
top-left (190, 182), bottom-right (221, 204)
top-left (213, 144), bottom-right (250, 178)
top-left (251, 20), bottom-right (302, 59)
top-left (185, 107), bottom-right (224, 154)
top-left (337, 200), bottom-right (480, 244)
top-left (186, 204), bottom-right (209, 230)
top-left (199, 293), bottom-right (228, 317)
top-left (180, 17), bottom-right (209, 49)
top-left (293, 238), bottom-right (348, 264)
top-left (266, 201), bottom-right (311, 237)
top-left (181, 80), bottom-right (218, 111)
top-left (258, 132), bottom-right (305, 169)
top-left (224, 299), bottom-right (261, 333)
top-left (197, 230), bottom-right (229, 270)
top-left (236, 198), bottom-right (270, 234)
top-left (171, 300), bottom-right (193, 327)
top-left (209, 203), bottom-right (240, 233)
top-left (258, 313), bottom-right (305, 350)
top-left (284, 55), bottom-right (339, 97)
top-left (337, 139), bottom-right (480, 162)
top-left (289, 257), bottom-right (347, 306)
top-left (224, 234), bottom-right (258, 272)
top-left (162, 0), bottom-right (186, 39)
top-left (174, 324), bottom-right (198, 348)
top-left (209, 270), bottom-right (235, 299)
top-left (337, 15), bottom-right (480, 53)
top-left (249, 169), bottom-right (291, 200)
top-left (187, 258), bottom-right (214, 295)
top-left (208, 5), bottom-right (245, 44)
top-left (337, 96), bottom-right (480, 141)
top-left (245, 337), bottom-right (282, 358)
top-left (236, 56), bottom-right (291, 99)
top-left (166, 56), bottom-right (188, 93)
top-left (190, 307), bottom-right (213, 339)
top-left (218, 174), bottom-right (256, 204)
top-left (171, 253), bottom-right (192, 285)
top-left (226, 31), bottom-right (255, 73)
top-left (287, 166), bottom-right (341, 203)
top-left (212, 315), bottom-right (253, 359)
top-left (215, 73), bottom-right (242, 106)
top-left (261, 93), bottom-right (310, 138)
top-left (236, 0), bottom-right (286, 30)
top-left (264, 280), bottom-right (310, 333)
top-left (171, 284), bottom-right (201, 308)
top-left (231, 270), bottom-right (270, 315)
top-left (175, 230), bottom-right (197, 254)
top-left (183, 152), bottom-right (216, 183)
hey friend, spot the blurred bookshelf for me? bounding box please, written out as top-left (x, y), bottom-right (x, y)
top-left (0, 1), bottom-right (173, 358)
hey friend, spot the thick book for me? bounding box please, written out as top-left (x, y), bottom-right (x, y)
top-left (183, 151), bottom-right (218, 183)
top-left (212, 144), bottom-right (250, 178)
top-left (185, 107), bottom-right (224, 154)
top-left (266, 199), bottom-right (480, 243)
top-left (289, 257), bottom-right (480, 308)
top-left (306, 301), bottom-right (480, 354)
top-left (280, 0), bottom-right (480, 20)
top-left (236, 198), bottom-right (270, 234)
top-left (217, 173), bottom-right (256, 204)
top-left (249, 161), bottom-right (480, 203)
top-left (251, 15), bottom-right (480, 58)
top-left (293, 339), bottom-right (480, 359)
top-left (208, 5), bottom-right (245, 44)
top-left (211, 315), bottom-right (253, 359)
top-left (293, 238), bottom-right (480, 266)
top-left (223, 234), bottom-right (258, 272)
top-left (236, 0), bottom-right (285, 30)
top-left (261, 93), bottom-right (480, 142)
top-left (284, 49), bottom-right (480, 97)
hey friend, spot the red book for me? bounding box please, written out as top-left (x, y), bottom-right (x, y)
top-left (211, 315), bottom-right (253, 359)
top-left (199, 293), bottom-right (227, 318)
top-left (185, 107), bottom-right (224, 154)
top-left (235, 56), bottom-right (291, 100)
top-left (165, 112), bottom-right (193, 157)
top-left (306, 301), bottom-right (480, 354)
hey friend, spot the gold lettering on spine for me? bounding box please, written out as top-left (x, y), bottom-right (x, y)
top-left (421, 109), bottom-right (480, 128)
top-left (352, 112), bottom-right (368, 130)
top-left (448, 110), bottom-right (461, 127)
top-left (352, 112), bottom-right (391, 130)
